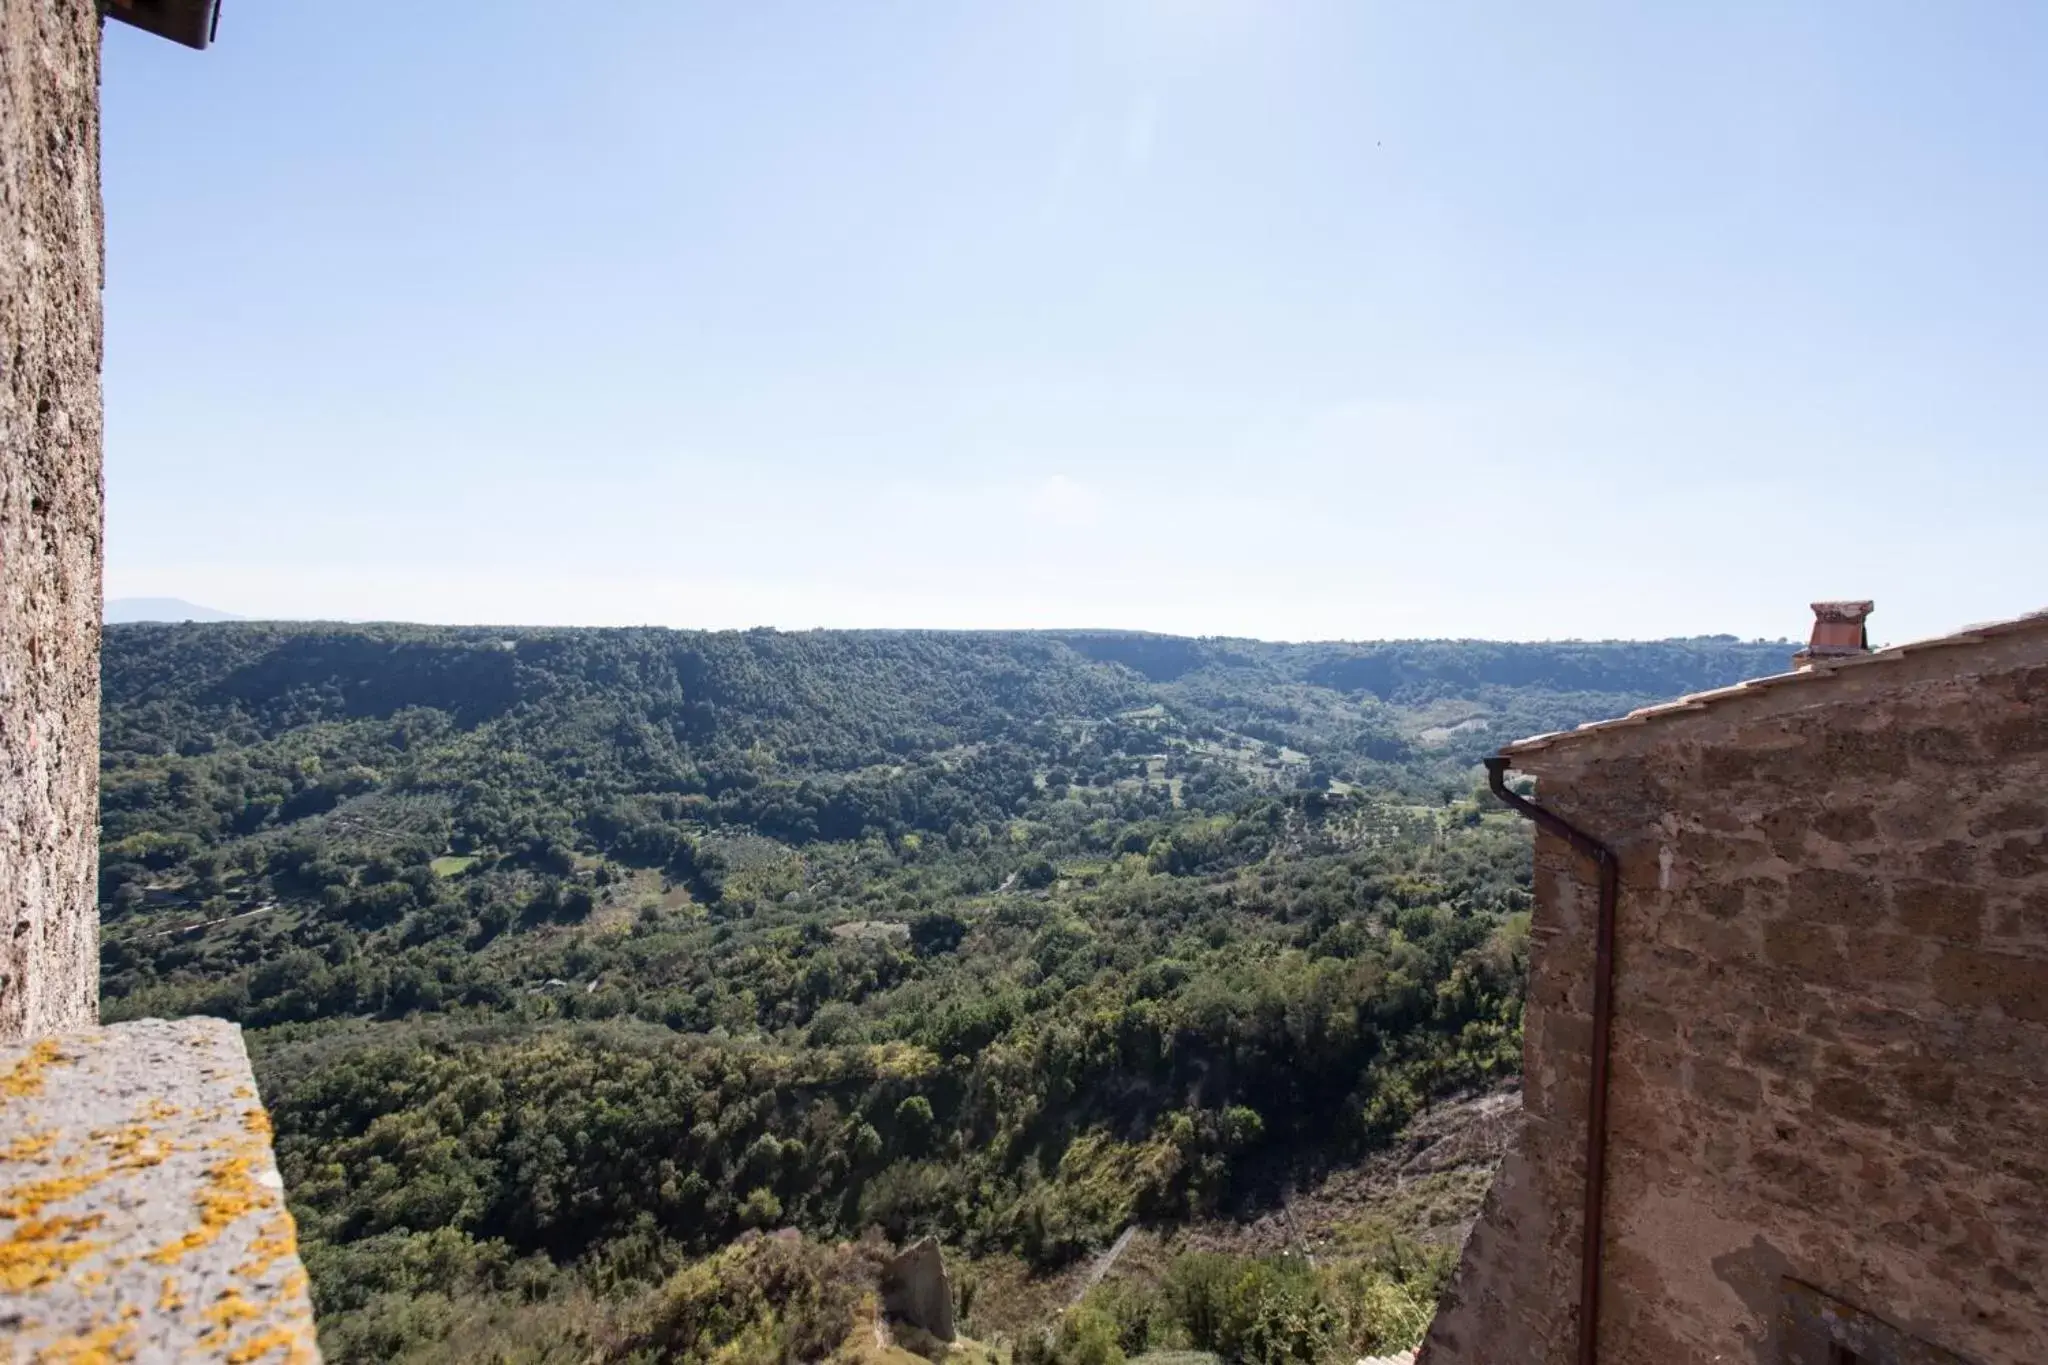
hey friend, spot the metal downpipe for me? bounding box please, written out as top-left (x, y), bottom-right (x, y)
top-left (1484, 754), bottom-right (1620, 1365)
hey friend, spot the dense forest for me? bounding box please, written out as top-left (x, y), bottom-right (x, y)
top-left (96, 624), bottom-right (1790, 1364)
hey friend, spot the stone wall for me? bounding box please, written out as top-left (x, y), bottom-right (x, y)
top-left (0, 13), bottom-right (324, 1357)
top-left (1422, 623), bottom-right (2048, 1365)
top-left (0, 0), bottom-right (103, 1040)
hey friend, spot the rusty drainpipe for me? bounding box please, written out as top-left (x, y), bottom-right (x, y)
top-left (1484, 754), bottom-right (1619, 1365)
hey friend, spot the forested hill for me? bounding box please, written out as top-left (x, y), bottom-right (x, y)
top-left (95, 623), bottom-right (1788, 1364)
top-left (105, 621), bottom-right (1789, 776)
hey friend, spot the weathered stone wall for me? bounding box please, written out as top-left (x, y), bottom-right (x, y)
top-left (0, 0), bottom-right (103, 1040)
top-left (1423, 624), bottom-right (2048, 1365)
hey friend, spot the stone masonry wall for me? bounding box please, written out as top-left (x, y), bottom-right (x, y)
top-left (1422, 624), bottom-right (2048, 1364)
top-left (1, 0), bottom-right (103, 1039)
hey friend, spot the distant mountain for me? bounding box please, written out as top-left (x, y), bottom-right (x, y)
top-left (104, 597), bottom-right (240, 624)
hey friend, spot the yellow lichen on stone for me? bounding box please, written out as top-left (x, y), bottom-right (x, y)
top-left (241, 1108), bottom-right (272, 1139)
top-left (1, 1131), bottom-right (58, 1163)
top-left (235, 1210), bottom-right (301, 1281)
top-left (91, 1125), bottom-right (148, 1156)
top-left (0, 1128), bottom-right (180, 1234)
top-left (201, 1285), bottom-right (264, 1342)
top-left (223, 1326), bottom-right (317, 1365)
top-left (0, 1170), bottom-right (110, 1221)
top-left (157, 1275), bottom-right (184, 1313)
top-left (89, 1124), bottom-right (171, 1171)
top-left (27, 1323), bottom-right (135, 1364)
top-left (0, 1213), bottom-right (106, 1292)
top-left (1, 1040), bottom-right (68, 1099)
top-left (143, 1152), bottom-right (269, 1266)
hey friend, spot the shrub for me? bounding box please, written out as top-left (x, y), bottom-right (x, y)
top-left (1019, 1306), bottom-right (1126, 1365)
top-left (1166, 1253), bottom-right (1339, 1365)
top-left (629, 1233), bottom-right (878, 1365)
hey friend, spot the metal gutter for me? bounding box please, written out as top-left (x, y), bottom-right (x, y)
top-left (1485, 754), bottom-right (1619, 1365)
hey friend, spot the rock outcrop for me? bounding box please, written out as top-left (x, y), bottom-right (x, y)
top-left (881, 1236), bottom-right (955, 1341)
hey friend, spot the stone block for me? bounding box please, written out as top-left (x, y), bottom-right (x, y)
top-left (1740, 1025), bottom-right (1817, 1075)
top-left (1787, 868), bottom-right (1884, 926)
top-left (1917, 841), bottom-right (1979, 884)
top-left (1763, 919), bottom-right (1847, 984)
top-left (1907, 728), bottom-right (1980, 767)
top-left (1845, 931), bottom-right (1929, 986)
top-left (1688, 1058), bottom-right (1763, 1112)
top-left (0, 1018), bottom-right (321, 1361)
top-left (1989, 890), bottom-right (2048, 947)
top-left (1932, 946), bottom-right (2048, 1024)
top-left (1812, 1074), bottom-right (1892, 1129)
top-left (1985, 711), bottom-right (2048, 754)
top-left (1897, 882), bottom-right (1988, 944)
top-left (1969, 801), bottom-right (2048, 839)
top-left (1990, 836), bottom-right (2048, 880)
top-left (1812, 806), bottom-right (1880, 844)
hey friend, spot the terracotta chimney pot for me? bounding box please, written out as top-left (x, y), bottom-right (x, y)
top-left (1793, 600), bottom-right (1873, 669)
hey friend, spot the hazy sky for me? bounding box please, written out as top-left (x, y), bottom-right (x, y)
top-left (103, 2), bottom-right (2046, 643)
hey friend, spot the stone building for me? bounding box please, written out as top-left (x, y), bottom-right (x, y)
top-left (1422, 604), bottom-right (2048, 1365)
top-left (1, 3), bottom-right (319, 1357)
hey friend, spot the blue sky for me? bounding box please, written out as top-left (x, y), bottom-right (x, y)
top-left (103, 2), bottom-right (2046, 643)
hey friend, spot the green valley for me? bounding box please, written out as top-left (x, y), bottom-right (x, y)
top-left (96, 624), bottom-right (1788, 1364)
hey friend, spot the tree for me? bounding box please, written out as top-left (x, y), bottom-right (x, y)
top-left (909, 910), bottom-right (967, 957)
top-left (738, 1187), bottom-right (783, 1228)
top-left (893, 1096), bottom-right (935, 1157)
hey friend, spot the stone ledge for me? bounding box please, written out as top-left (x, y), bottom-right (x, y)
top-left (0, 1017), bottom-right (321, 1362)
